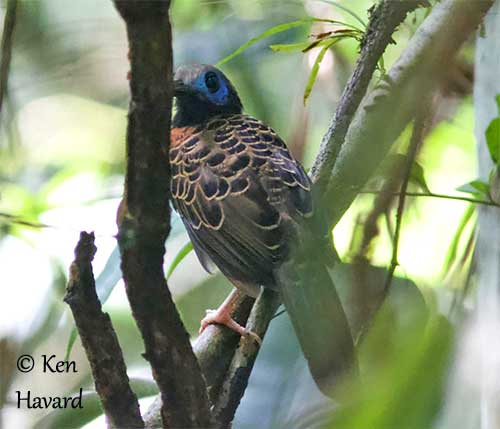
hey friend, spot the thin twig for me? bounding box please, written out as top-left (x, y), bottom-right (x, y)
top-left (383, 101), bottom-right (430, 294)
top-left (112, 1), bottom-right (213, 427)
top-left (311, 0), bottom-right (423, 194)
top-left (359, 190), bottom-right (499, 207)
top-left (64, 232), bottom-right (144, 429)
top-left (0, 0), bottom-right (17, 118)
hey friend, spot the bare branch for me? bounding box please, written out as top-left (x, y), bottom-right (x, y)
top-left (64, 232), bottom-right (144, 429)
top-left (144, 292), bottom-right (279, 428)
top-left (324, 0), bottom-right (494, 228)
top-left (144, 295), bottom-right (257, 428)
top-left (194, 294), bottom-right (255, 402)
top-left (212, 290), bottom-right (281, 428)
top-left (310, 0), bottom-right (423, 194)
top-left (359, 190), bottom-right (499, 207)
top-left (112, 1), bottom-right (212, 427)
top-left (0, 0), bottom-right (17, 118)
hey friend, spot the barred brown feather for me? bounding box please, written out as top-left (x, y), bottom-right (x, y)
top-left (170, 114), bottom-right (312, 294)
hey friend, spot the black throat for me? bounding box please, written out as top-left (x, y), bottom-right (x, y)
top-left (172, 95), bottom-right (243, 127)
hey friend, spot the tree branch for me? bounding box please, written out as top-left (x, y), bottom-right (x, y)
top-left (212, 290), bottom-right (281, 428)
top-left (144, 294), bottom-right (256, 428)
top-left (359, 190), bottom-right (499, 207)
top-left (324, 0), bottom-right (494, 228)
top-left (0, 0), bottom-right (17, 118)
top-left (310, 0), bottom-right (424, 195)
top-left (144, 293), bottom-right (280, 428)
top-left (194, 294), bottom-right (255, 402)
top-left (64, 232), bottom-right (144, 429)
top-left (112, 1), bottom-right (212, 427)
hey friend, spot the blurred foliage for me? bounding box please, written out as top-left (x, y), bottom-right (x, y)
top-left (0, 0), bottom-right (494, 428)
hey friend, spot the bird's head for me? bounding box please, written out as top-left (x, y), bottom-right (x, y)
top-left (173, 64), bottom-right (243, 127)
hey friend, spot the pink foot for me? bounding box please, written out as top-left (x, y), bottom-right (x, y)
top-left (199, 308), bottom-right (261, 345)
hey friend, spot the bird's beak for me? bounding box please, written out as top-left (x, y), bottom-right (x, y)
top-left (173, 79), bottom-right (192, 96)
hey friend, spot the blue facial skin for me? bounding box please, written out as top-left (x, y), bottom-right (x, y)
top-left (192, 71), bottom-right (230, 106)
top-left (173, 64), bottom-right (243, 127)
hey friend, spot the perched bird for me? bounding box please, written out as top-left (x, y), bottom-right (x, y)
top-left (171, 64), bottom-right (355, 392)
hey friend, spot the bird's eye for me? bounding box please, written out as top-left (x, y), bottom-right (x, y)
top-left (205, 72), bottom-right (220, 93)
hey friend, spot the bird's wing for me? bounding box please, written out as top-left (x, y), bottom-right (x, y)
top-left (170, 114), bottom-right (312, 288)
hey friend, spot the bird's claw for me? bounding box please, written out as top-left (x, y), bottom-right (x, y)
top-left (199, 308), bottom-right (262, 345)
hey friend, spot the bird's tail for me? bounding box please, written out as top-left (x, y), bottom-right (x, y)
top-left (276, 233), bottom-right (357, 396)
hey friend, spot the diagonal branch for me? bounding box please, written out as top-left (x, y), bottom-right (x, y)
top-left (144, 295), bottom-right (257, 428)
top-left (310, 0), bottom-right (424, 196)
top-left (324, 0), bottom-right (494, 228)
top-left (64, 232), bottom-right (144, 429)
top-left (112, 1), bottom-right (212, 427)
top-left (212, 290), bottom-right (281, 428)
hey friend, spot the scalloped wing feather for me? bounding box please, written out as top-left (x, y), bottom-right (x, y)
top-left (170, 114), bottom-right (313, 288)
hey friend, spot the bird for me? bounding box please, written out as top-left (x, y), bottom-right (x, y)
top-left (170, 64), bottom-right (356, 392)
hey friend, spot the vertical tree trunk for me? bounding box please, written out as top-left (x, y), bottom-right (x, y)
top-left (453, 4), bottom-right (500, 429)
top-left (473, 3), bottom-right (500, 427)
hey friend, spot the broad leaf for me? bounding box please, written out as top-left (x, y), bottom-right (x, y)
top-left (485, 117), bottom-right (500, 164)
top-left (456, 179), bottom-right (490, 197)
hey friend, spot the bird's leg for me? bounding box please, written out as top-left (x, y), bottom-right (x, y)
top-left (199, 288), bottom-right (261, 344)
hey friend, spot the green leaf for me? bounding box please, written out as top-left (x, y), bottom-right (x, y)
top-left (456, 179), bottom-right (490, 197)
top-left (95, 245), bottom-right (121, 303)
top-left (443, 204), bottom-right (475, 273)
top-left (303, 40), bottom-right (337, 105)
top-left (489, 167), bottom-right (500, 204)
top-left (302, 31), bottom-right (361, 53)
top-left (216, 19), bottom-right (316, 66)
top-left (64, 327), bottom-right (78, 361)
top-left (377, 154), bottom-right (431, 192)
top-left (486, 117), bottom-right (500, 164)
top-left (166, 241), bottom-right (193, 280)
top-left (216, 18), bottom-right (359, 66)
top-left (269, 41), bottom-right (311, 52)
top-left (327, 312), bottom-right (453, 429)
top-left (410, 161), bottom-right (431, 193)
